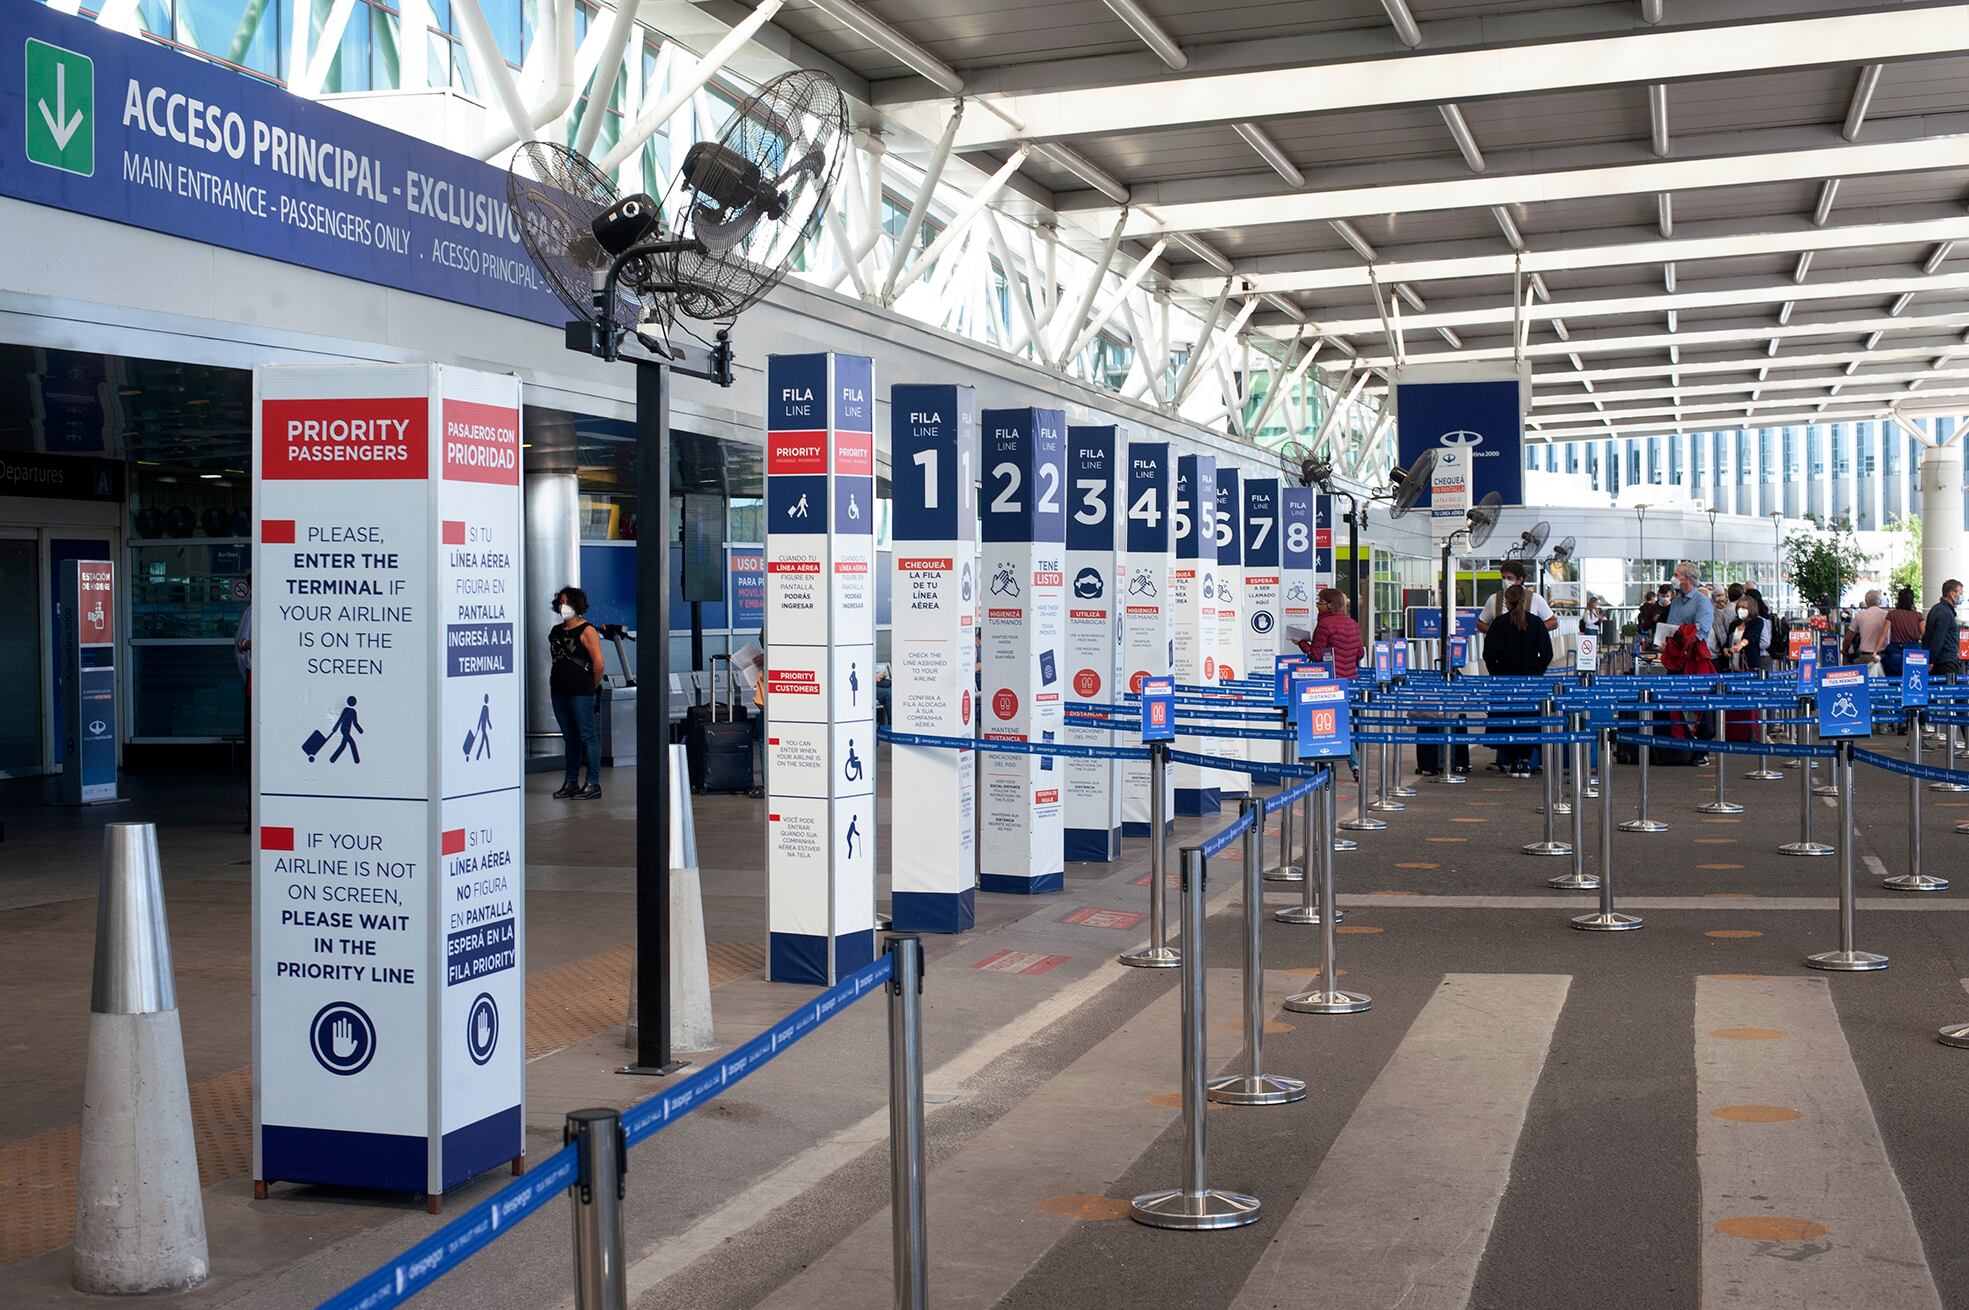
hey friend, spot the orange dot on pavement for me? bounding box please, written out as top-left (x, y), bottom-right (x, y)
top-left (1712, 1105), bottom-right (1803, 1124)
top-left (1286, 966), bottom-right (1347, 978)
top-left (1037, 1194), bottom-right (1133, 1221)
top-left (1706, 929), bottom-right (1763, 939)
top-left (1336, 925), bottom-right (1384, 934)
top-left (1451, 817), bottom-right (1488, 824)
top-left (1715, 1217), bottom-right (1829, 1242)
top-left (1395, 862), bottom-right (1439, 870)
top-left (1426, 837), bottom-right (1467, 844)
top-left (1701, 817), bottom-right (1743, 824)
top-left (1149, 1092), bottom-right (1225, 1112)
top-left (1709, 1027), bottom-right (1786, 1040)
top-left (1221, 1019), bottom-right (1294, 1034)
top-left (1695, 838), bottom-right (1738, 845)
top-left (1699, 863), bottom-right (1746, 871)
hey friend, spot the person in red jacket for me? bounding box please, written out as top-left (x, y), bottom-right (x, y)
top-left (1299, 587), bottom-right (1365, 678)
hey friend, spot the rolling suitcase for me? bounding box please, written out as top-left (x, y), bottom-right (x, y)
top-left (692, 655), bottom-right (755, 794)
top-left (302, 729), bottom-right (329, 761)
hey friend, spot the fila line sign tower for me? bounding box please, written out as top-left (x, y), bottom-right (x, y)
top-left (889, 384), bottom-right (980, 932)
top-left (980, 407), bottom-right (1068, 893)
top-left (765, 354), bottom-right (878, 983)
top-left (1213, 467), bottom-right (1248, 798)
top-left (1173, 454), bottom-right (1220, 815)
top-left (1120, 441), bottom-right (1175, 835)
top-left (252, 363), bottom-right (525, 1206)
top-left (1064, 425), bottom-right (1125, 861)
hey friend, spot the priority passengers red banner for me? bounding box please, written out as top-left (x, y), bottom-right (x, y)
top-left (261, 397), bottom-right (428, 481)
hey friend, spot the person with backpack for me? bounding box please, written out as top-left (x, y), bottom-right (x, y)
top-left (548, 586), bottom-right (606, 800)
top-left (1481, 583), bottom-right (1553, 777)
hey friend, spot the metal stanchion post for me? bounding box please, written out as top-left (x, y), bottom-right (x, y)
top-left (1277, 772), bottom-right (1341, 925)
top-left (1574, 726), bottom-right (1643, 931)
top-left (1779, 698), bottom-right (1834, 857)
top-left (1811, 701), bottom-right (1839, 796)
top-left (1121, 744), bottom-right (1181, 968)
top-left (1131, 847), bottom-right (1263, 1230)
top-left (886, 936), bottom-right (928, 1310)
top-left (1696, 681), bottom-right (1744, 814)
top-left (1746, 684), bottom-right (1784, 779)
top-left (1620, 689), bottom-right (1670, 833)
top-left (566, 1109), bottom-right (628, 1310)
top-left (1339, 693), bottom-right (1386, 832)
top-left (1435, 710), bottom-right (1467, 785)
top-left (1548, 712), bottom-right (1600, 890)
top-left (1884, 708), bottom-right (1949, 891)
top-left (1370, 724), bottom-right (1404, 811)
top-left (1264, 765), bottom-right (1300, 883)
top-left (1210, 798), bottom-right (1308, 1105)
top-left (1524, 697), bottom-right (1572, 856)
top-left (1806, 740), bottom-right (1888, 971)
top-left (1933, 714), bottom-right (1969, 793)
top-left (1285, 776), bottom-right (1370, 1014)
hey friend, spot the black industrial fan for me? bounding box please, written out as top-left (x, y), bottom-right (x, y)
top-left (1438, 491), bottom-right (1504, 677)
top-left (1388, 449), bottom-right (1437, 518)
top-left (1545, 535), bottom-right (1576, 596)
top-left (1506, 521), bottom-right (1550, 562)
top-left (506, 69), bottom-right (850, 1081)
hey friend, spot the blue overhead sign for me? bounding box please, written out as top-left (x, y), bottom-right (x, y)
top-left (1393, 377), bottom-right (1524, 514)
top-left (3, 6), bottom-right (566, 327)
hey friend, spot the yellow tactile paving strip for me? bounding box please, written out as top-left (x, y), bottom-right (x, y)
top-left (0, 941), bottom-right (765, 1265)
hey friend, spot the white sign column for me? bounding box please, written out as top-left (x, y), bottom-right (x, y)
top-left (1172, 454), bottom-right (1220, 816)
top-left (888, 383), bottom-right (979, 932)
top-left (1064, 424), bottom-right (1124, 861)
top-left (980, 407), bottom-right (1067, 893)
top-left (1213, 467), bottom-right (1249, 797)
top-left (253, 363), bottom-right (524, 1201)
top-left (1243, 476), bottom-right (1283, 783)
top-left (1281, 489), bottom-right (1318, 647)
top-left (765, 353), bottom-right (878, 984)
top-left (1120, 441), bottom-right (1174, 836)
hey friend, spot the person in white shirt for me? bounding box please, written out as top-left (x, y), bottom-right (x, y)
top-left (1475, 559), bottom-right (1559, 634)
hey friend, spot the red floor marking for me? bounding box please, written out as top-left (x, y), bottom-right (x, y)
top-left (973, 949), bottom-right (1071, 975)
top-left (1059, 907), bottom-right (1147, 930)
top-left (1131, 873), bottom-right (1181, 887)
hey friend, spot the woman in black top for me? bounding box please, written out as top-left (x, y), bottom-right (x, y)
top-left (1726, 588), bottom-right (1769, 672)
top-left (548, 586), bottom-right (606, 799)
top-left (1481, 584), bottom-right (1554, 777)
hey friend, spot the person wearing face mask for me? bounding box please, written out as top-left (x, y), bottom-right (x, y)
top-left (547, 586), bottom-right (606, 799)
top-left (1726, 589), bottom-right (1769, 672)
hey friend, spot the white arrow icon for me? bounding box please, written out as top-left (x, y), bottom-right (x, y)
top-left (39, 63), bottom-right (83, 150)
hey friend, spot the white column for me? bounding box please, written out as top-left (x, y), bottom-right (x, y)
top-left (888, 383), bottom-right (978, 932)
top-left (252, 363), bottom-right (525, 1199)
top-left (1212, 467), bottom-right (1249, 797)
top-left (764, 353), bottom-right (878, 983)
top-left (1064, 424), bottom-right (1124, 861)
top-left (1120, 441), bottom-right (1174, 835)
top-left (979, 407), bottom-right (1068, 893)
top-left (1172, 454), bottom-right (1220, 815)
top-left (1922, 441), bottom-right (1966, 605)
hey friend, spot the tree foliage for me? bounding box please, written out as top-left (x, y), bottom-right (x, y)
top-left (1783, 516), bottom-right (1874, 611)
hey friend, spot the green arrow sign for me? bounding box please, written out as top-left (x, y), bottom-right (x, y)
top-left (25, 38), bottom-right (94, 177)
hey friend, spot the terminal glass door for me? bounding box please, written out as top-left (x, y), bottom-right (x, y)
top-left (0, 535), bottom-right (41, 775)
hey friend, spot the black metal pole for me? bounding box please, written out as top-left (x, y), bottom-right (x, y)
top-left (1440, 542), bottom-right (1455, 677)
top-left (626, 359), bottom-right (684, 1076)
top-left (1346, 496), bottom-right (1362, 628)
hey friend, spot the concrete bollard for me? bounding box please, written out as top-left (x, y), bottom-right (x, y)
top-left (628, 743), bottom-right (715, 1053)
top-left (73, 823), bottom-right (209, 1295)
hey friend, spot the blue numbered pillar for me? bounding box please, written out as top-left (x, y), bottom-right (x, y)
top-left (1120, 442), bottom-right (1174, 836)
top-left (1064, 424), bottom-right (1124, 861)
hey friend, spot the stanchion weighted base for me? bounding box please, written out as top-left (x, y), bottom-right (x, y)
top-left (1273, 904), bottom-right (1342, 925)
top-left (1778, 841), bottom-right (1835, 857)
top-left (1332, 836), bottom-right (1358, 852)
top-left (1745, 768), bottom-right (1785, 780)
top-left (1392, 785), bottom-right (1418, 798)
top-left (1931, 781), bottom-right (1969, 794)
top-left (1956, 822), bottom-right (1969, 834)
top-left (1572, 911), bottom-right (1644, 931)
top-left (1522, 840), bottom-right (1572, 856)
top-left (1130, 1187), bottom-right (1262, 1230)
top-left (1206, 1073), bottom-right (1308, 1106)
top-left (1434, 773), bottom-right (1468, 785)
top-left (1813, 782), bottom-right (1840, 797)
top-left (1618, 819), bottom-right (1669, 833)
top-left (1337, 817), bottom-right (1386, 831)
top-left (1781, 757), bottom-right (1803, 768)
top-left (1283, 989), bottom-right (1371, 1014)
top-left (1882, 874), bottom-right (1951, 892)
top-left (1805, 949), bottom-right (1889, 971)
top-left (1546, 872), bottom-right (1601, 890)
top-left (1262, 866), bottom-right (1304, 884)
top-left (1367, 798), bottom-right (1406, 812)
top-left (1119, 946), bottom-right (1182, 969)
top-left (1937, 1023), bottom-right (1969, 1048)
top-left (1538, 802), bottom-right (1572, 816)
top-left (1695, 801), bottom-right (1745, 815)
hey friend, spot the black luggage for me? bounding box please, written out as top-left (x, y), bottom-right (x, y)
top-left (688, 654), bottom-right (755, 793)
top-left (1414, 741), bottom-right (1469, 774)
